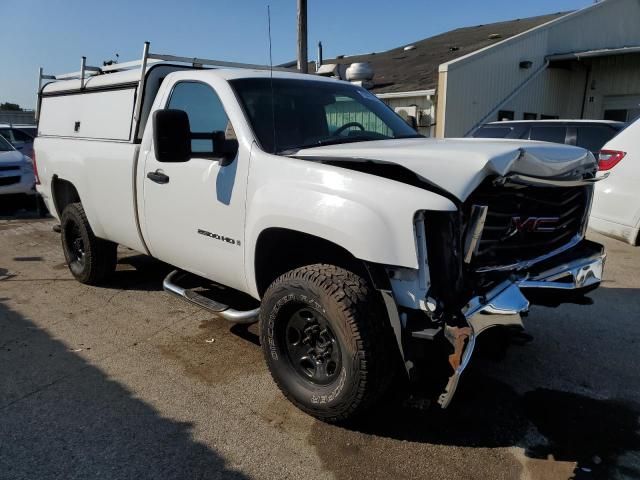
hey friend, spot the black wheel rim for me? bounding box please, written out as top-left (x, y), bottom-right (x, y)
top-left (65, 220), bottom-right (85, 268)
top-left (284, 307), bottom-right (342, 385)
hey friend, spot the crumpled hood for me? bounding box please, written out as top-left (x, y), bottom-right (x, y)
top-left (293, 138), bottom-right (596, 201)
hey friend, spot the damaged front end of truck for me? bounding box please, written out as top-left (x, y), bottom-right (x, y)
top-left (413, 168), bottom-right (605, 407)
top-left (295, 139), bottom-right (607, 407)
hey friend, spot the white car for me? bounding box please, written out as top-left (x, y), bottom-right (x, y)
top-left (590, 118), bottom-right (640, 245)
top-left (0, 134), bottom-right (36, 196)
top-left (0, 124), bottom-right (36, 159)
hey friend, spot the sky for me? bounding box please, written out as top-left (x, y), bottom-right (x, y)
top-left (1, 0), bottom-right (593, 109)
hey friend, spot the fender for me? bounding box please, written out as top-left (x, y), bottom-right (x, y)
top-left (243, 150), bottom-right (456, 297)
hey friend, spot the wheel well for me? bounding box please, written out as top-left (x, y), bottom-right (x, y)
top-left (51, 177), bottom-right (81, 217)
top-left (254, 228), bottom-right (366, 297)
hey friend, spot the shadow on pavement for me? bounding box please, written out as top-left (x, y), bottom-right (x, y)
top-left (32, 247), bottom-right (640, 479)
top-left (102, 253), bottom-right (175, 292)
top-left (321, 286), bottom-right (640, 480)
top-left (0, 194), bottom-right (46, 220)
top-left (341, 371), bottom-right (640, 480)
top-left (0, 299), bottom-right (248, 480)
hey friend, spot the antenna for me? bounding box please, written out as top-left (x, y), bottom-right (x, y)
top-left (268, 5), bottom-right (277, 153)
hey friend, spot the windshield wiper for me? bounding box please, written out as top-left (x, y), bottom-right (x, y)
top-left (279, 136), bottom-right (374, 153)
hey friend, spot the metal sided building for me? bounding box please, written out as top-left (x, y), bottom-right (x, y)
top-left (319, 0), bottom-right (640, 138)
top-left (438, 0), bottom-right (640, 137)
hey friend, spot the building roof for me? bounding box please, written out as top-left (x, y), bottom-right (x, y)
top-left (322, 12), bottom-right (569, 94)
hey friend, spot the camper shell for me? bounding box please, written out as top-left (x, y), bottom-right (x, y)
top-left (37, 42), bottom-right (289, 142)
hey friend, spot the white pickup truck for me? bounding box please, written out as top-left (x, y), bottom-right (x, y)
top-left (35, 44), bottom-right (605, 422)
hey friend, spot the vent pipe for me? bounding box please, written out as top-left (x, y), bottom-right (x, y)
top-left (317, 41), bottom-right (323, 71)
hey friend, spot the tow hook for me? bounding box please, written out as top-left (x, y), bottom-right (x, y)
top-left (437, 281), bottom-right (530, 408)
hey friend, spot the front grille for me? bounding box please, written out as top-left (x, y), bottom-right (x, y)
top-left (0, 176), bottom-right (21, 187)
top-left (466, 179), bottom-right (589, 269)
top-left (0, 165), bottom-right (20, 172)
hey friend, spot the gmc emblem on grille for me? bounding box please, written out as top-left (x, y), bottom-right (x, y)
top-left (506, 216), bottom-right (561, 237)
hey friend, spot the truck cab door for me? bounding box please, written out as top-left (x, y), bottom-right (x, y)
top-left (141, 80), bottom-right (249, 292)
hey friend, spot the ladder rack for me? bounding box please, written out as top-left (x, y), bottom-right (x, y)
top-left (37, 41), bottom-right (297, 121)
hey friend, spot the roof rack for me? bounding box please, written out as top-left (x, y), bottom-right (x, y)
top-left (37, 41), bottom-right (296, 121)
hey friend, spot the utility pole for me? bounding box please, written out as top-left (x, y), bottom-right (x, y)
top-left (297, 0), bottom-right (308, 73)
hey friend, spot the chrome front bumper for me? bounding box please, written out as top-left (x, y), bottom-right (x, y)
top-left (438, 241), bottom-right (605, 408)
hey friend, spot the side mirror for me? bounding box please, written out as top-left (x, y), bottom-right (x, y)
top-left (212, 131), bottom-right (239, 167)
top-left (153, 109), bottom-right (191, 163)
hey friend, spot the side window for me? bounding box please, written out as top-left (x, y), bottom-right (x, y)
top-left (167, 81), bottom-right (234, 153)
top-left (603, 109), bottom-right (628, 122)
top-left (0, 129), bottom-right (13, 142)
top-left (518, 127), bottom-right (531, 139)
top-left (473, 127), bottom-right (513, 138)
top-left (11, 129), bottom-right (33, 142)
top-left (529, 126), bottom-right (567, 145)
top-left (576, 126), bottom-right (617, 153)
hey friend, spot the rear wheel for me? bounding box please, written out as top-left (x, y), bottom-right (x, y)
top-left (61, 202), bottom-right (117, 285)
top-left (260, 264), bottom-right (396, 422)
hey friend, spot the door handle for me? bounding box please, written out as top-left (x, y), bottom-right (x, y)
top-left (147, 170), bottom-right (170, 184)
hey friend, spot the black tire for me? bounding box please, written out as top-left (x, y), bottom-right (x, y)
top-left (61, 202), bottom-right (117, 285)
top-left (260, 264), bottom-right (396, 422)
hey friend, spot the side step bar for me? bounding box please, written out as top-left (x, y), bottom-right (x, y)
top-left (163, 270), bottom-right (260, 325)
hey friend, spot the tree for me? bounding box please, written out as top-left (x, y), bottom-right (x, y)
top-left (0, 102), bottom-right (23, 111)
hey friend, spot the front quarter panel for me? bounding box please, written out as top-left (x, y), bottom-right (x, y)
top-left (244, 148), bottom-right (456, 297)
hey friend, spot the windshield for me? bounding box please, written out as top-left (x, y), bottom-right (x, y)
top-left (231, 78), bottom-right (420, 154)
top-left (0, 135), bottom-right (14, 152)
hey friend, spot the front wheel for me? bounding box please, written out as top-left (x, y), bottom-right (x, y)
top-left (260, 264), bottom-right (396, 422)
top-left (61, 202), bottom-right (117, 285)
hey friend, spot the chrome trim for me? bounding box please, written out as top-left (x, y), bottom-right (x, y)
top-left (475, 184), bottom-right (594, 273)
top-left (438, 248), bottom-right (605, 408)
top-left (518, 252), bottom-right (605, 290)
top-left (464, 205), bottom-right (488, 264)
top-left (475, 234), bottom-right (584, 273)
top-left (438, 281), bottom-right (529, 408)
top-left (580, 183), bottom-right (595, 238)
top-left (163, 270), bottom-right (260, 324)
top-left (505, 173), bottom-right (608, 188)
top-left (476, 177), bottom-right (596, 273)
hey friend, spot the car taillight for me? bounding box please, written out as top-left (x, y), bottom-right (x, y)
top-left (598, 150), bottom-right (626, 171)
top-left (32, 150), bottom-right (41, 185)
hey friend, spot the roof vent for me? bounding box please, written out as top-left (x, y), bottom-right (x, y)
top-left (449, 46), bottom-right (460, 52)
top-left (336, 55), bottom-right (345, 59)
top-left (346, 62), bottom-right (374, 82)
top-left (404, 45), bottom-right (416, 51)
top-left (488, 33), bottom-right (502, 39)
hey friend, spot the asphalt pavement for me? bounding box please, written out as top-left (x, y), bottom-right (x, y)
top-left (1, 215), bottom-right (639, 480)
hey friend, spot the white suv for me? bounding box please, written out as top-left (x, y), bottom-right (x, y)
top-left (590, 118), bottom-right (640, 245)
top-left (0, 124), bottom-right (36, 159)
top-left (0, 134), bottom-right (36, 196)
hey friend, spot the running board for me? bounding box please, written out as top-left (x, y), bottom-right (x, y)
top-left (163, 270), bottom-right (260, 324)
